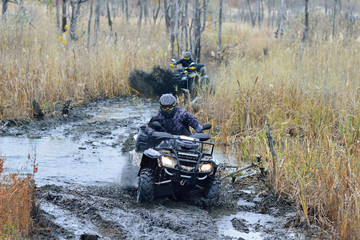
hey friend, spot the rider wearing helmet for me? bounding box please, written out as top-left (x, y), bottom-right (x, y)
top-left (148, 93), bottom-right (203, 136)
top-left (170, 51), bottom-right (195, 68)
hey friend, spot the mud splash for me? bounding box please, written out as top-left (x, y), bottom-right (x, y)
top-left (0, 98), bottom-right (317, 240)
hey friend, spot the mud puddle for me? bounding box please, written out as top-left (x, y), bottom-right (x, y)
top-left (0, 98), bottom-right (316, 240)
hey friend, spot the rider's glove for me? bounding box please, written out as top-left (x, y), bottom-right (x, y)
top-left (189, 66), bottom-right (196, 70)
top-left (169, 63), bottom-right (175, 68)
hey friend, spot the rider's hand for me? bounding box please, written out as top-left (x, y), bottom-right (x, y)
top-left (189, 66), bottom-right (196, 70)
top-left (169, 63), bottom-right (175, 68)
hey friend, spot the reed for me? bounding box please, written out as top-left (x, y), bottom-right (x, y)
top-left (0, 155), bottom-right (36, 238)
top-left (202, 37), bottom-right (360, 238)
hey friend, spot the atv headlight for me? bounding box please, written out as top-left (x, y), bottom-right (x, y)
top-left (199, 163), bottom-right (213, 172)
top-left (161, 156), bottom-right (176, 168)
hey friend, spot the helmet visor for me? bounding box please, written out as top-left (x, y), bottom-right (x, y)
top-left (161, 104), bottom-right (175, 112)
top-left (184, 57), bottom-right (190, 60)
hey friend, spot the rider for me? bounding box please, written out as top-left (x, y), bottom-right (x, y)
top-left (148, 93), bottom-right (203, 136)
top-left (170, 51), bottom-right (206, 77)
top-left (170, 51), bottom-right (194, 68)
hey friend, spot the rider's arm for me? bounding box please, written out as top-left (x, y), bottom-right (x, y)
top-left (183, 111), bottom-right (203, 133)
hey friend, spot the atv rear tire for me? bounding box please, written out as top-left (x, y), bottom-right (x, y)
top-left (204, 176), bottom-right (221, 200)
top-left (137, 168), bottom-right (155, 203)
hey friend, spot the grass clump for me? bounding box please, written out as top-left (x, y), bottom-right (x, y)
top-left (0, 156), bottom-right (36, 238)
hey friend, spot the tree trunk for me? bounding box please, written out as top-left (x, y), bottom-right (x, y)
top-left (56, 0), bottom-right (60, 31)
top-left (164, 0), bottom-right (171, 33)
top-left (2, 0), bottom-right (9, 19)
top-left (153, 0), bottom-right (160, 25)
top-left (107, 0), bottom-right (113, 44)
top-left (332, 0), bottom-right (337, 37)
top-left (87, 0), bottom-right (94, 49)
top-left (70, 0), bottom-right (82, 40)
top-left (302, 0), bottom-right (309, 43)
top-left (93, 0), bottom-right (100, 49)
top-left (201, 0), bottom-right (207, 33)
top-left (217, 0), bottom-right (223, 58)
top-left (192, 0), bottom-right (201, 62)
top-left (246, 0), bottom-right (255, 27)
top-left (143, 0), bottom-right (149, 24)
top-left (125, 0), bottom-right (129, 22)
top-left (138, 0), bottom-right (143, 28)
top-left (62, 0), bottom-right (67, 33)
top-left (275, 0), bottom-right (284, 38)
top-left (169, 0), bottom-right (176, 58)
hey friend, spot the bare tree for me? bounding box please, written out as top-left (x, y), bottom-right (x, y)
top-left (138, 0), bottom-right (143, 28)
top-left (246, 0), bottom-right (255, 27)
top-left (143, 0), bottom-right (149, 24)
top-left (2, 0), bottom-right (9, 18)
top-left (217, 0), bottom-right (223, 59)
top-left (169, 0), bottom-right (176, 57)
top-left (62, 0), bottom-right (68, 33)
top-left (87, 0), bottom-right (94, 48)
top-left (164, 0), bottom-right (171, 33)
top-left (56, 0), bottom-right (60, 31)
top-left (152, 0), bottom-right (161, 25)
top-left (275, 0), bottom-right (284, 38)
top-left (125, 0), bottom-right (129, 22)
top-left (332, 0), bottom-right (337, 37)
top-left (107, 0), bottom-right (113, 44)
top-left (192, 0), bottom-right (201, 62)
top-left (69, 0), bottom-right (84, 40)
top-left (93, 0), bottom-right (100, 48)
top-left (302, 0), bottom-right (309, 43)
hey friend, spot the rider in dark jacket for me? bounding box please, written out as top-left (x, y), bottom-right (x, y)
top-left (148, 94), bottom-right (203, 136)
top-left (170, 51), bottom-right (206, 77)
top-left (170, 51), bottom-right (194, 68)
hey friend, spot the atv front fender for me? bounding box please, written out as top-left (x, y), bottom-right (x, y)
top-left (138, 155), bottom-right (157, 176)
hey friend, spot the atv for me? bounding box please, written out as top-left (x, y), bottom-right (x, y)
top-left (135, 122), bottom-right (220, 203)
top-left (169, 59), bottom-right (209, 100)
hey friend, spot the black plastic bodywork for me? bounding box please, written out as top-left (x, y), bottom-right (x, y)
top-left (135, 127), bottom-right (218, 199)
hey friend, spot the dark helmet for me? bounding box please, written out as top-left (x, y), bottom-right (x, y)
top-left (159, 94), bottom-right (177, 118)
top-left (183, 51), bottom-right (191, 60)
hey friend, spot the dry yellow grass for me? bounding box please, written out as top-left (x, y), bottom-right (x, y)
top-left (200, 31), bottom-right (360, 238)
top-left (0, 156), bottom-right (36, 238)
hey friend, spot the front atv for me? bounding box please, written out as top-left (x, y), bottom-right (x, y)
top-left (135, 124), bottom-right (220, 203)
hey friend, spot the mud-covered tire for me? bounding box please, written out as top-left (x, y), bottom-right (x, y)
top-left (204, 176), bottom-right (221, 200)
top-left (137, 168), bottom-right (155, 203)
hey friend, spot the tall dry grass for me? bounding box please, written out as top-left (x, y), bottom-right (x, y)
top-left (200, 34), bottom-right (360, 238)
top-left (0, 3), bottom-right (169, 119)
top-left (0, 155), bottom-right (36, 238)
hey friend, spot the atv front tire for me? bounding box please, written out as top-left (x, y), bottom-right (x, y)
top-left (137, 168), bottom-right (155, 203)
top-left (204, 176), bottom-right (221, 200)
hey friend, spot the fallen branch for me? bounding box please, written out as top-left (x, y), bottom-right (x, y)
top-left (220, 162), bottom-right (257, 181)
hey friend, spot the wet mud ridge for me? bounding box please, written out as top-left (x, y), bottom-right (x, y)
top-left (31, 179), bottom-right (316, 240)
top-left (0, 98), bottom-right (318, 240)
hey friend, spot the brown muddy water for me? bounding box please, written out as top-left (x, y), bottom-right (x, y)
top-left (0, 98), bottom-right (319, 240)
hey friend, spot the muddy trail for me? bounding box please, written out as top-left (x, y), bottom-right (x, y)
top-left (0, 98), bottom-right (318, 240)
